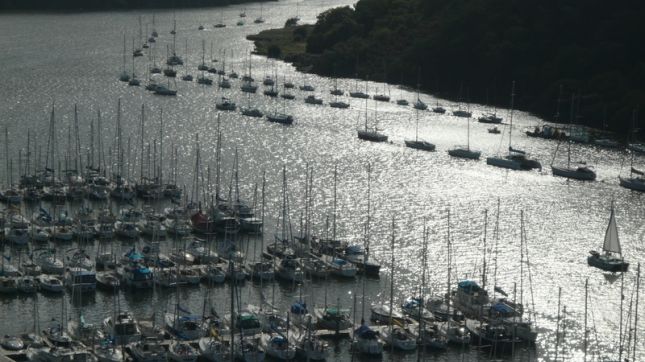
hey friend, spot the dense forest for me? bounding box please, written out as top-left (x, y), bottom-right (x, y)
top-left (0, 0), bottom-right (272, 11)
top-left (284, 0), bottom-right (645, 133)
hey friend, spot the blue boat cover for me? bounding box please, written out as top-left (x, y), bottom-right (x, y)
top-left (491, 303), bottom-right (514, 315)
top-left (458, 280), bottom-right (482, 293)
top-left (290, 301), bottom-right (308, 315)
top-left (355, 325), bottom-right (377, 338)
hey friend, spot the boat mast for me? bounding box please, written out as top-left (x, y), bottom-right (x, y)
top-left (140, 104), bottom-right (145, 184)
top-left (446, 208), bottom-right (451, 311)
top-left (583, 278), bottom-right (588, 361)
top-left (332, 164), bottom-right (337, 241)
top-left (508, 81), bottom-right (516, 152)
top-left (388, 217), bottom-right (395, 354)
top-left (632, 263), bottom-right (640, 362)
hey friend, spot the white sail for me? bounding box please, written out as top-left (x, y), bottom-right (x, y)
top-left (602, 208), bottom-right (621, 254)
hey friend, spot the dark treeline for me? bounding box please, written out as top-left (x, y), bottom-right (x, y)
top-left (0, 0), bottom-right (273, 11)
top-left (298, 0), bottom-right (645, 134)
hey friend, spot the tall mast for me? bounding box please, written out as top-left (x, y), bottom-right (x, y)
top-left (508, 80), bottom-right (516, 151)
top-left (388, 216), bottom-right (395, 354)
top-left (332, 164), bottom-right (337, 241)
top-left (583, 278), bottom-right (588, 361)
top-left (140, 104), bottom-right (145, 183)
top-left (159, 107), bottom-right (163, 185)
top-left (446, 208), bottom-right (451, 309)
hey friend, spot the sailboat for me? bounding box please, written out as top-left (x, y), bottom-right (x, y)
top-left (413, 81), bottom-right (428, 110)
top-left (128, 39), bottom-right (141, 86)
top-left (357, 99), bottom-right (387, 142)
top-left (588, 205), bottom-right (629, 272)
top-left (254, 3), bottom-right (265, 23)
top-left (448, 108), bottom-right (481, 160)
top-left (119, 34), bottom-right (131, 82)
top-left (214, 8), bottom-right (226, 28)
top-left (404, 108), bottom-right (435, 151)
top-left (551, 95), bottom-right (596, 180)
top-left (486, 81), bottom-right (541, 170)
top-left (619, 110), bottom-right (645, 191)
top-left (181, 39), bottom-right (193, 81)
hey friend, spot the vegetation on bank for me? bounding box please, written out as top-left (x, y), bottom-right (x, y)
top-left (250, 0), bottom-right (645, 135)
top-left (0, 0), bottom-right (273, 11)
top-left (247, 24), bottom-right (314, 69)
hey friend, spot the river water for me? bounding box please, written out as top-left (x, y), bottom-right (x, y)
top-left (1, 1), bottom-right (644, 361)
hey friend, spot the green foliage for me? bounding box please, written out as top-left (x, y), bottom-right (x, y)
top-left (267, 45), bottom-right (282, 59)
top-left (285, 17), bottom-right (299, 27)
top-left (301, 0), bottom-right (645, 133)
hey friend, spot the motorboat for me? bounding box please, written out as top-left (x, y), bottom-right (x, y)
top-left (103, 312), bottom-right (142, 345)
top-left (65, 268), bottom-right (97, 292)
top-left (36, 275), bottom-right (64, 293)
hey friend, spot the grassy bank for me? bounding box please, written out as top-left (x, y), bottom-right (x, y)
top-left (247, 25), bottom-right (316, 72)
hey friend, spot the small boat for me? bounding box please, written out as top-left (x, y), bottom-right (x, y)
top-left (314, 307), bottom-right (352, 331)
top-left (323, 256), bottom-right (357, 278)
top-left (234, 338), bottom-right (265, 362)
top-left (465, 318), bottom-right (522, 354)
top-left (453, 109), bottom-right (472, 118)
top-left (36, 275), bottom-right (64, 293)
top-left (103, 312), bottom-right (142, 345)
top-left (304, 95), bottom-right (323, 105)
top-left (587, 205), bottom-right (629, 273)
top-left (275, 257), bottom-right (304, 282)
top-left (594, 138), bottom-right (621, 148)
top-left (552, 165), bottom-right (596, 181)
top-left (263, 88), bottom-right (278, 97)
top-left (248, 261), bottom-right (275, 281)
top-left (1, 335), bottom-right (24, 351)
top-left (488, 126), bottom-right (501, 134)
top-left (478, 113), bottom-right (503, 124)
top-left (17, 276), bottom-right (38, 293)
top-left (353, 324), bottom-right (383, 356)
top-left (380, 326), bottom-right (417, 351)
top-left (432, 106), bottom-right (446, 114)
top-left (118, 263), bottom-right (154, 289)
top-left (329, 101), bottom-right (350, 109)
top-left (397, 99), bottom-right (409, 106)
top-left (34, 249), bottom-right (64, 274)
top-left (241, 82), bottom-right (258, 93)
top-left (413, 99), bottom-right (428, 110)
top-left (266, 113), bottom-right (294, 125)
top-left (263, 76), bottom-right (275, 86)
top-left (299, 84), bottom-right (315, 91)
top-left (198, 25), bottom-right (205, 30)
top-left (129, 337), bottom-right (167, 362)
top-left (350, 91), bottom-right (369, 99)
top-left (357, 129), bottom-right (388, 142)
top-left (219, 78), bottom-right (232, 89)
top-left (0, 277), bottom-right (18, 293)
top-left (198, 337), bottom-right (230, 361)
top-left (96, 271), bottom-right (120, 290)
top-left (280, 92), bottom-right (295, 100)
top-left (168, 340), bottom-right (199, 362)
top-left (373, 94), bottom-right (390, 102)
top-left (370, 304), bottom-right (406, 325)
top-left (261, 334), bottom-right (296, 360)
top-left (65, 268), bottom-right (96, 292)
top-left (216, 97), bottom-right (237, 111)
top-left (165, 306), bottom-right (205, 340)
top-left (154, 84), bottom-right (177, 96)
top-left (301, 257), bottom-right (329, 279)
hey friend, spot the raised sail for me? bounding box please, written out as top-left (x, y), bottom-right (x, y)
top-left (602, 208), bottom-right (621, 254)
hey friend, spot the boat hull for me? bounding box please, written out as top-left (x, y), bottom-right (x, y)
top-left (551, 166), bottom-right (596, 181)
top-left (619, 177), bottom-right (645, 192)
top-left (587, 253), bottom-right (629, 272)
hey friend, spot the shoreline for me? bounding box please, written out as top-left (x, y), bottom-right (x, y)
top-left (247, 26), bottom-right (627, 144)
top-left (0, 0), bottom-right (275, 13)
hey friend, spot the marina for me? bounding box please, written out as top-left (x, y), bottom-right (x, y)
top-left (0, 1), bottom-right (644, 361)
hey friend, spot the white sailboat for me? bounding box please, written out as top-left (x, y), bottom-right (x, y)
top-left (551, 94), bottom-right (596, 180)
top-left (587, 204), bottom-right (629, 272)
top-left (357, 98), bottom-right (387, 142)
top-left (486, 81), bottom-right (541, 170)
top-left (448, 108), bottom-right (481, 160)
top-left (619, 110), bottom-right (645, 191)
top-left (404, 107), bottom-right (435, 151)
